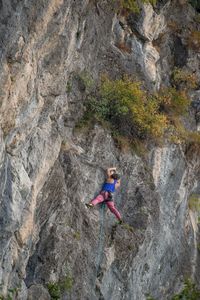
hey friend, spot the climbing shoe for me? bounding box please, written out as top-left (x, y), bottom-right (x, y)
top-left (117, 219), bottom-right (123, 225)
top-left (85, 203), bottom-right (94, 208)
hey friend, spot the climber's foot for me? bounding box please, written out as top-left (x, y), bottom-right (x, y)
top-left (117, 219), bottom-right (123, 225)
top-left (85, 203), bottom-right (94, 208)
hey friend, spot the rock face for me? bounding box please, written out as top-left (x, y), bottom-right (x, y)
top-left (0, 0), bottom-right (200, 299)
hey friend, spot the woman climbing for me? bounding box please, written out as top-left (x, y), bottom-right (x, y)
top-left (86, 167), bottom-right (122, 223)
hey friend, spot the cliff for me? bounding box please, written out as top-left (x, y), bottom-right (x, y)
top-left (0, 0), bottom-right (200, 299)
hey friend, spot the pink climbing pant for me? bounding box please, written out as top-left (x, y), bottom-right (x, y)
top-left (90, 191), bottom-right (122, 221)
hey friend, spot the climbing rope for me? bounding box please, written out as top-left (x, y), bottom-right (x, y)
top-left (91, 202), bottom-right (106, 299)
top-left (96, 202), bottom-right (106, 276)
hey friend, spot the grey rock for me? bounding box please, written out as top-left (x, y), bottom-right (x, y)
top-left (27, 284), bottom-right (50, 300)
top-left (0, 0), bottom-right (199, 300)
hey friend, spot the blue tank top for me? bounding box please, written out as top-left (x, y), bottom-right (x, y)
top-left (102, 180), bottom-right (117, 193)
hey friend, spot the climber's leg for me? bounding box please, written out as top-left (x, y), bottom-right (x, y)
top-left (89, 191), bottom-right (107, 206)
top-left (106, 201), bottom-right (122, 221)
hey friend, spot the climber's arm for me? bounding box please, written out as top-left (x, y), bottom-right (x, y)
top-left (106, 167), bottom-right (117, 178)
top-left (115, 179), bottom-right (121, 189)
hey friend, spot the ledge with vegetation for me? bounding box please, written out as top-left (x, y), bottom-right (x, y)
top-left (73, 70), bottom-right (200, 156)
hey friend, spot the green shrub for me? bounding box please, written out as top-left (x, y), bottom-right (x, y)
top-left (122, 223), bottom-right (134, 232)
top-left (77, 71), bottom-right (95, 93)
top-left (98, 76), bottom-right (168, 139)
top-left (144, 0), bottom-right (157, 7)
top-left (119, 0), bottom-right (141, 13)
top-left (66, 81), bottom-right (72, 94)
top-left (156, 87), bottom-right (190, 116)
top-left (111, 132), bottom-right (147, 155)
top-left (168, 124), bottom-right (200, 155)
top-left (186, 131), bottom-right (200, 146)
top-left (115, 0), bottom-right (157, 14)
top-left (47, 275), bottom-right (74, 299)
top-left (188, 194), bottom-right (200, 212)
top-left (75, 99), bottom-right (95, 130)
top-left (73, 231), bottom-right (81, 240)
top-left (0, 288), bottom-right (19, 300)
top-left (76, 74), bottom-right (192, 153)
top-left (47, 283), bottom-right (61, 300)
top-left (171, 67), bottom-right (198, 90)
top-left (172, 279), bottom-right (200, 300)
top-left (146, 296), bottom-right (155, 300)
top-left (60, 276), bottom-right (73, 292)
top-left (185, 131), bottom-right (200, 156)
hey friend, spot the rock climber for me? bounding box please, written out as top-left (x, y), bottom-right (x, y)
top-left (86, 167), bottom-right (122, 223)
